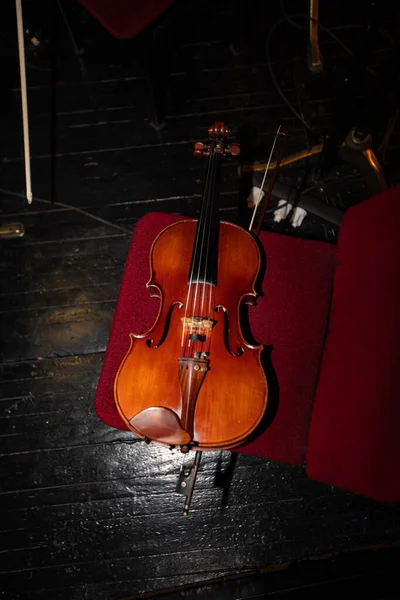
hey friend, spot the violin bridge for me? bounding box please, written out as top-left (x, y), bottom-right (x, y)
top-left (181, 316), bottom-right (215, 331)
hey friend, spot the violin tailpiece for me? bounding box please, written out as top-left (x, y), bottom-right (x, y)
top-left (179, 357), bottom-right (209, 436)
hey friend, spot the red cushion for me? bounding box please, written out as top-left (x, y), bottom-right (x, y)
top-left (307, 186), bottom-right (400, 503)
top-left (78, 0), bottom-right (176, 39)
top-left (95, 212), bottom-right (336, 465)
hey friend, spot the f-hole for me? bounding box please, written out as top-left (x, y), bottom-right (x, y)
top-left (146, 301), bottom-right (183, 348)
top-left (215, 305), bottom-right (244, 357)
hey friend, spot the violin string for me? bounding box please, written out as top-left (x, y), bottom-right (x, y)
top-left (180, 147), bottom-right (215, 358)
top-left (204, 150), bottom-right (218, 312)
top-left (193, 148), bottom-right (217, 358)
top-left (204, 150), bottom-right (219, 356)
top-left (194, 149), bottom-right (216, 354)
top-left (184, 150), bottom-right (214, 358)
top-left (205, 281), bottom-right (214, 358)
top-left (201, 146), bottom-right (220, 356)
top-left (200, 150), bottom-right (217, 318)
top-left (181, 152), bottom-right (209, 358)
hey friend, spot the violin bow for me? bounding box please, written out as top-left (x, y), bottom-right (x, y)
top-left (15, 0), bottom-right (33, 204)
top-left (248, 126), bottom-right (288, 236)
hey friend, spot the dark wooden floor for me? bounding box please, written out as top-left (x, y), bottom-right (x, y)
top-left (1, 1), bottom-right (400, 599)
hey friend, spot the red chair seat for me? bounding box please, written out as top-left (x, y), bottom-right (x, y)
top-left (78, 0), bottom-right (177, 39)
top-left (95, 212), bottom-right (336, 465)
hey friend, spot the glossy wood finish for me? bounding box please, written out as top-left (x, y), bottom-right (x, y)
top-left (1, 1), bottom-right (400, 598)
top-left (115, 220), bottom-right (267, 449)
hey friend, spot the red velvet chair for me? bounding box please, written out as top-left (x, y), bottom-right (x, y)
top-left (95, 186), bottom-right (400, 504)
top-left (78, 0), bottom-right (177, 39)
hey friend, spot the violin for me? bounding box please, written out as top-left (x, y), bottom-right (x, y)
top-left (114, 122), bottom-right (268, 511)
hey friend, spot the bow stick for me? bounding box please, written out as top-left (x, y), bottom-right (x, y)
top-left (248, 126), bottom-right (288, 236)
top-left (16, 0), bottom-right (32, 204)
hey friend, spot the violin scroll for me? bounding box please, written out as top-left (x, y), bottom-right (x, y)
top-left (193, 121), bottom-right (240, 157)
top-left (208, 122), bottom-right (230, 137)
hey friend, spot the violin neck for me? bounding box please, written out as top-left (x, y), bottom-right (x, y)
top-left (188, 151), bottom-right (222, 286)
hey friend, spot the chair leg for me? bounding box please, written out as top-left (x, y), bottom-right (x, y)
top-left (144, 0), bottom-right (209, 129)
top-left (338, 144), bottom-right (387, 195)
top-left (147, 53), bottom-right (168, 130)
top-left (146, 25), bottom-right (172, 130)
top-left (56, 0), bottom-right (86, 75)
top-left (316, 0), bottom-right (386, 179)
top-left (308, 0), bottom-right (323, 73)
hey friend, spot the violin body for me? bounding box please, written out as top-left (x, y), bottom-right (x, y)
top-left (114, 122), bottom-right (268, 456)
top-left (114, 218), bottom-right (268, 450)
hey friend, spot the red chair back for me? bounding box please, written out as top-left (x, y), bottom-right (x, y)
top-left (78, 0), bottom-right (177, 38)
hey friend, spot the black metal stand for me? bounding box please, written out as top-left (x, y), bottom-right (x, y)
top-left (316, 0), bottom-right (394, 180)
top-left (176, 450), bottom-right (202, 516)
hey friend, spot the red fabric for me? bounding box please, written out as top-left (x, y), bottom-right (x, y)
top-left (95, 212), bottom-right (335, 465)
top-left (78, 0), bottom-right (176, 39)
top-left (307, 186), bottom-right (400, 503)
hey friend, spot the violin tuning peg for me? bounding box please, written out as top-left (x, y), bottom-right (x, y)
top-left (193, 141), bottom-right (204, 157)
top-left (193, 142), bottom-right (211, 157)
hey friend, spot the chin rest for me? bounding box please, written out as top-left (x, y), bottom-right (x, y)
top-left (129, 406), bottom-right (191, 446)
